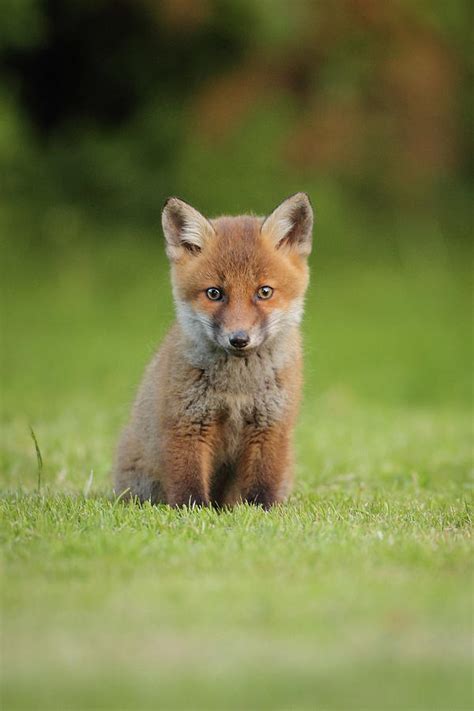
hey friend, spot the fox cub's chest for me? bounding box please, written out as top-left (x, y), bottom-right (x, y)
top-left (184, 348), bottom-right (289, 428)
top-left (208, 351), bottom-right (288, 462)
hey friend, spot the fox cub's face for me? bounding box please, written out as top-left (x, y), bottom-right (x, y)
top-left (162, 193), bottom-right (313, 356)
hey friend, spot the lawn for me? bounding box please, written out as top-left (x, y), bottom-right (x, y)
top-left (1, 235), bottom-right (472, 710)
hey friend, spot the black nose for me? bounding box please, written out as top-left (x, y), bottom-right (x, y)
top-left (229, 331), bottom-right (250, 349)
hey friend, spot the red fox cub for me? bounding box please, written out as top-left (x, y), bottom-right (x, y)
top-left (113, 192), bottom-right (313, 508)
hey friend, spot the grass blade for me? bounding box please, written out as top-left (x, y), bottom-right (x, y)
top-left (29, 425), bottom-right (43, 492)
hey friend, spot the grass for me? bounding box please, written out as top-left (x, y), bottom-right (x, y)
top-left (0, 235), bottom-right (472, 710)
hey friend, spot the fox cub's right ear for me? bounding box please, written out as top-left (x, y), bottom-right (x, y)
top-left (261, 192), bottom-right (313, 257)
top-left (162, 197), bottom-right (215, 261)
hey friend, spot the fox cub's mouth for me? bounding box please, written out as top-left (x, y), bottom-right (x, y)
top-left (225, 346), bottom-right (253, 357)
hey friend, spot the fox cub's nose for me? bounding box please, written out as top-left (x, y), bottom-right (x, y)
top-left (229, 331), bottom-right (250, 349)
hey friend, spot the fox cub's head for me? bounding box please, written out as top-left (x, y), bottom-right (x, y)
top-left (162, 193), bottom-right (313, 356)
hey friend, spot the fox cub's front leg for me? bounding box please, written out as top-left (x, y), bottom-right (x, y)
top-left (233, 423), bottom-right (292, 509)
top-left (161, 421), bottom-right (217, 506)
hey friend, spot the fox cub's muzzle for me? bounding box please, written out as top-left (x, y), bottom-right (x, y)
top-left (228, 331), bottom-right (250, 351)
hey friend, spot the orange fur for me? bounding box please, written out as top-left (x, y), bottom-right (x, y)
top-left (113, 193), bottom-right (313, 507)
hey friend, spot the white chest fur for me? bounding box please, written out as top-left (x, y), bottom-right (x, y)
top-left (181, 341), bottom-right (292, 434)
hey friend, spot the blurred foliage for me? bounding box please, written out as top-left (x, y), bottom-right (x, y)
top-left (0, 0), bottom-right (472, 255)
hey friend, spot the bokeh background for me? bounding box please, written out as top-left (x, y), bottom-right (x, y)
top-left (1, 0), bottom-right (472, 423)
top-left (1, 2), bottom-right (473, 710)
top-left (2, 0), bottom-right (472, 238)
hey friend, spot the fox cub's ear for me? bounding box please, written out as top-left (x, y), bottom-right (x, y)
top-left (261, 192), bottom-right (313, 257)
top-left (162, 197), bottom-right (215, 261)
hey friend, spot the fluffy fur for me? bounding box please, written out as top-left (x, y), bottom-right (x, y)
top-left (113, 193), bottom-right (313, 508)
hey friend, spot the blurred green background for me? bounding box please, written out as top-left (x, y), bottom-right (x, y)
top-left (1, 0), bottom-right (472, 417)
top-left (1, 2), bottom-right (472, 710)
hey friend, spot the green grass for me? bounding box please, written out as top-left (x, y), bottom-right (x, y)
top-left (1, 236), bottom-right (472, 710)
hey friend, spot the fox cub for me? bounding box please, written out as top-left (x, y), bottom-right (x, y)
top-left (113, 192), bottom-right (313, 508)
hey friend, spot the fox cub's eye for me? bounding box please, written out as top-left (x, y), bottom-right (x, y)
top-left (206, 287), bottom-right (223, 301)
top-left (257, 285), bottom-right (273, 300)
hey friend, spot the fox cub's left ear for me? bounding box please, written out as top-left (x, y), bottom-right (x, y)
top-left (261, 192), bottom-right (313, 257)
top-left (162, 197), bottom-right (215, 261)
